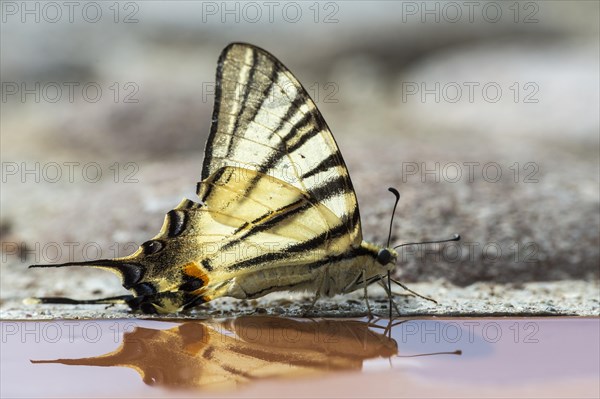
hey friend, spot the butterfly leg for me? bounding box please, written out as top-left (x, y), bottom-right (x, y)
top-left (362, 269), bottom-right (374, 320)
top-left (367, 317), bottom-right (409, 339)
top-left (378, 280), bottom-right (402, 317)
top-left (302, 291), bottom-right (321, 317)
top-left (390, 278), bottom-right (438, 304)
top-left (301, 269), bottom-right (327, 317)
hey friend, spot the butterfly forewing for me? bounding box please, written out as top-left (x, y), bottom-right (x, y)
top-left (201, 43), bottom-right (362, 245)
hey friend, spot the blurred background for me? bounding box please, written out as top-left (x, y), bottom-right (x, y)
top-left (1, 1), bottom-right (598, 303)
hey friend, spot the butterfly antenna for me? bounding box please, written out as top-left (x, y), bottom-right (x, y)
top-left (397, 350), bottom-right (462, 358)
top-left (381, 188), bottom-right (402, 319)
top-left (394, 234), bottom-right (461, 250)
top-left (388, 235), bottom-right (460, 306)
top-left (386, 188), bottom-right (401, 248)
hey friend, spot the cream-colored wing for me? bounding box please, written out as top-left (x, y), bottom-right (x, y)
top-left (201, 42), bottom-right (362, 245)
top-left (194, 166), bottom-right (354, 277)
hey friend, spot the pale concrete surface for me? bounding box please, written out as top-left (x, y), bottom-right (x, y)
top-left (1, 281), bottom-right (597, 320)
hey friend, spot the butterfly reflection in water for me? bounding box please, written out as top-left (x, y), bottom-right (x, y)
top-left (29, 43), bottom-right (459, 314)
top-left (32, 317), bottom-right (398, 390)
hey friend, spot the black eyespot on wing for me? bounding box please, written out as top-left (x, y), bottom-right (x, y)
top-left (133, 282), bottom-right (156, 296)
top-left (167, 210), bottom-right (187, 237)
top-left (179, 278), bottom-right (204, 292)
top-left (142, 240), bottom-right (164, 255)
top-left (376, 249), bottom-right (392, 265)
top-left (116, 263), bottom-right (144, 289)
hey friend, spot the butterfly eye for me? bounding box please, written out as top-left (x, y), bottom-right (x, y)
top-left (376, 248), bottom-right (393, 265)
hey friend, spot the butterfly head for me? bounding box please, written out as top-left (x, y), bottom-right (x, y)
top-left (381, 187), bottom-right (459, 270)
top-left (375, 247), bottom-right (397, 268)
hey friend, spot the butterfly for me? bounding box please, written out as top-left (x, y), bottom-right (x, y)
top-left (32, 317), bottom-right (399, 390)
top-left (30, 43), bottom-right (459, 314)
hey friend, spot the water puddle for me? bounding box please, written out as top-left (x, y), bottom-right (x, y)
top-left (1, 317), bottom-right (598, 398)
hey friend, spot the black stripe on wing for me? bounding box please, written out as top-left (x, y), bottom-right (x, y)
top-left (202, 44), bottom-right (228, 180)
top-left (201, 43), bottom-right (364, 246)
top-left (243, 108), bottom-right (328, 196)
top-left (220, 200), bottom-right (312, 252)
top-left (226, 49), bottom-right (259, 159)
top-left (300, 153), bottom-right (339, 180)
top-left (226, 222), bottom-right (349, 271)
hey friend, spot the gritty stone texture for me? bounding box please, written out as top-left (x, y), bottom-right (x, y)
top-left (1, 3), bottom-right (598, 319)
top-left (1, 281), bottom-right (598, 320)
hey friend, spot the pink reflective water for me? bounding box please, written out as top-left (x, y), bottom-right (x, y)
top-left (1, 317), bottom-right (598, 398)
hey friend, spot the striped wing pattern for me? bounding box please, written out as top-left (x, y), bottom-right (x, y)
top-left (29, 43), bottom-right (370, 314)
top-left (201, 43), bottom-right (362, 247)
top-left (195, 167), bottom-right (356, 296)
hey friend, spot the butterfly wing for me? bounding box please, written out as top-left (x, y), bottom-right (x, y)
top-left (29, 43), bottom-right (368, 314)
top-left (201, 42), bottom-right (362, 245)
top-left (194, 166), bottom-right (358, 287)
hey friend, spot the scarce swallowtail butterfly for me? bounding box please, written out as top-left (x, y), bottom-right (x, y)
top-left (30, 43), bottom-right (459, 314)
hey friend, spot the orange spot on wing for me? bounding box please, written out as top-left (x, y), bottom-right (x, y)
top-left (182, 262), bottom-right (211, 300)
top-left (183, 262), bottom-right (209, 283)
